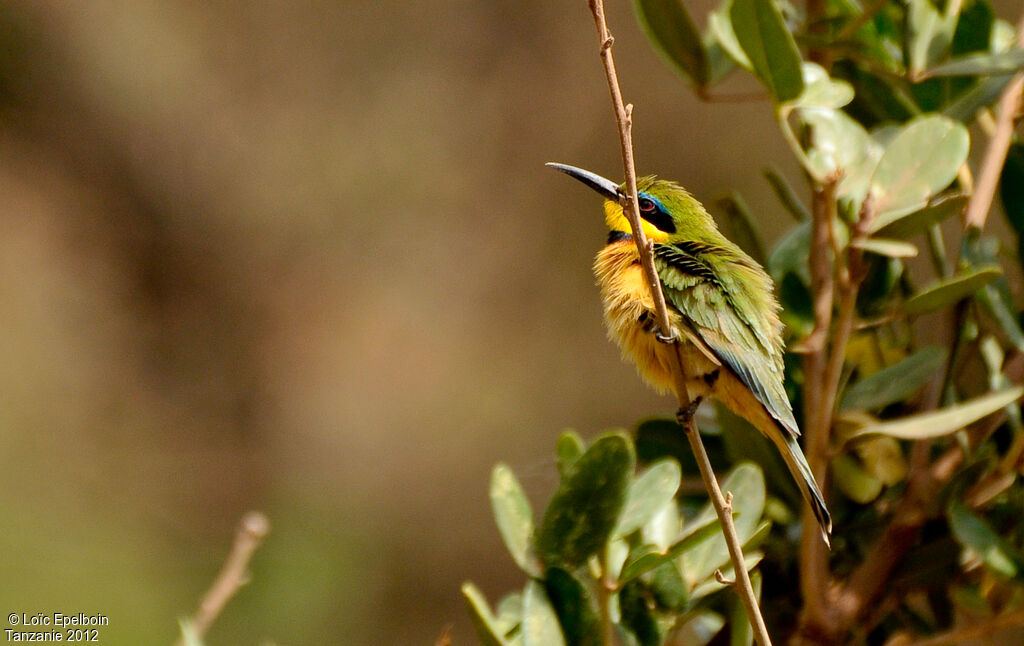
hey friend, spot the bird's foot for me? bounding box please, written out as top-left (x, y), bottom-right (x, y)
top-left (638, 311), bottom-right (677, 344)
top-left (676, 397), bottom-right (703, 426)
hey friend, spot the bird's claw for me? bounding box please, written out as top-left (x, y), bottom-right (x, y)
top-left (638, 311), bottom-right (677, 344)
top-left (676, 397), bottom-right (703, 426)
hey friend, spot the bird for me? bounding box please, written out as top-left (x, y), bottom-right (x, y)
top-left (547, 162), bottom-right (832, 546)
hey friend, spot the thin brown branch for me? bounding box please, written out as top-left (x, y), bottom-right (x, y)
top-left (174, 511), bottom-right (271, 646)
top-left (585, 2), bottom-right (772, 645)
top-left (797, 176), bottom-right (839, 633)
top-left (963, 13), bottom-right (1024, 230)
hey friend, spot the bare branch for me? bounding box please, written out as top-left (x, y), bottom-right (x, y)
top-left (174, 512), bottom-right (271, 646)
top-left (963, 14), bottom-right (1024, 230)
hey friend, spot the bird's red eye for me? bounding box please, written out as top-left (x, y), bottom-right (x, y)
top-left (639, 198), bottom-right (656, 212)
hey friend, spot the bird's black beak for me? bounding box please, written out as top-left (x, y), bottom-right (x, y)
top-left (546, 163), bottom-right (623, 202)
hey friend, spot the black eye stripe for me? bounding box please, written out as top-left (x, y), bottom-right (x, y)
top-left (636, 196), bottom-right (676, 234)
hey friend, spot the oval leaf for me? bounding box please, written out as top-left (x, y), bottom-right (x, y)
top-left (614, 459), bottom-right (682, 538)
top-left (522, 580), bottom-right (566, 646)
top-left (556, 430), bottom-right (585, 477)
top-left (682, 462), bottom-right (765, 586)
top-left (850, 237), bottom-right (919, 258)
top-left (798, 107), bottom-right (878, 191)
top-left (729, 570), bottom-right (761, 646)
top-left (730, 0), bottom-right (804, 102)
top-left (674, 610), bottom-right (726, 646)
top-left (904, 266), bottom-right (1002, 315)
top-left (831, 453), bottom-right (883, 503)
top-left (633, 0), bottom-right (711, 86)
top-left (907, 0), bottom-right (958, 76)
top-left (924, 49), bottom-right (1024, 77)
top-left (848, 386), bottom-right (1024, 440)
top-left (944, 74), bottom-right (1016, 122)
top-left (872, 193), bottom-right (968, 237)
top-left (537, 433), bottom-right (635, 569)
top-left (787, 62), bottom-right (855, 109)
top-left (463, 583), bottom-right (511, 646)
top-left (708, 5), bottom-right (752, 70)
top-left (716, 192), bottom-right (766, 265)
top-left (870, 115), bottom-right (970, 218)
top-left (690, 551), bottom-right (764, 600)
top-left (841, 346), bottom-right (948, 411)
top-left (490, 464), bottom-right (539, 576)
top-left (948, 501), bottom-right (1021, 578)
top-left (543, 568), bottom-right (601, 646)
top-left (620, 517), bottom-right (723, 584)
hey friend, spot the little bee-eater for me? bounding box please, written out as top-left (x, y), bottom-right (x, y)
top-left (548, 162), bottom-right (832, 545)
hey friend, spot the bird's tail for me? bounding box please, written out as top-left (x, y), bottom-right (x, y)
top-left (770, 432), bottom-right (832, 547)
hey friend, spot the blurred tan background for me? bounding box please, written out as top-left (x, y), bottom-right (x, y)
top-left (0, 1), bottom-right (820, 644)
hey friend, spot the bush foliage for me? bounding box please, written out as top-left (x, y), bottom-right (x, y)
top-left (465, 0), bottom-right (1024, 644)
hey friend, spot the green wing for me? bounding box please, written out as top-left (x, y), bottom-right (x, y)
top-left (654, 241), bottom-right (800, 437)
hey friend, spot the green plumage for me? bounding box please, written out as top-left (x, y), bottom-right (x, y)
top-left (547, 163), bottom-right (832, 545)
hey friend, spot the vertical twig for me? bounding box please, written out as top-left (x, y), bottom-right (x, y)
top-left (797, 175), bottom-right (838, 633)
top-left (963, 14), bottom-right (1024, 230)
top-left (174, 512), bottom-right (271, 646)
top-left (585, 2), bottom-right (772, 645)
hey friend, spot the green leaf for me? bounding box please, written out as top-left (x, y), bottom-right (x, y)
top-left (948, 501), bottom-right (1021, 578)
top-left (463, 583), bottom-right (511, 646)
top-left (619, 580), bottom-right (663, 646)
top-left (619, 517), bottom-right (723, 584)
top-left (831, 453), bottom-right (883, 503)
top-left (841, 346), bottom-right (948, 411)
top-left (674, 610), bottom-right (726, 646)
top-left (544, 568), bottom-right (601, 646)
top-left (496, 592), bottom-right (523, 630)
top-left (848, 387), bottom-right (1024, 440)
top-left (556, 431), bottom-right (585, 477)
top-left (870, 115), bottom-right (970, 218)
top-left (907, 0), bottom-right (958, 77)
top-left (786, 62), bottom-right (855, 109)
top-left (708, 2), bottom-right (752, 70)
top-left (690, 552), bottom-right (764, 600)
top-left (904, 266), bottom-right (1002, 315)
top-left (943, 73), bottom-right (1016, 122)
top-left (978, 284), bottom-right (1024, 352)
top-left (764, 166), bottom-right (810, 221)
top-left (855, 436), bottom-right (908, 486)
top-left (650, 560), bottom-right (687, 610)
top-left (633, 0), bottom-right (711, 87)
top-left (614, 459), bottom-right (681, 538)
top-left (730, 0), bottom-right (804, 102)
top-left (716, 192), bottom-right (766, 265)
top-left (682, 462), bottom-right (766, 587)
top-left (798, 107), bottom-right (878, 195)
top-left (923, 49), bottom-right (1024, 78)
top-left (872, 193), bottom-right (968, 237)
top-left (491, 464), bottom-right (539, 576)
top-left (850, 238), bottom-right (919, 258)
top-left (951, 0), bottom-right (994, 57)
top-left (537, 433), bottom-right (635, 569)
top-left (729, 570), bottom-right (761, 646)
top-left (522, 580), bottom-right (566, 646)
top-left (768, 220), bottom-right (811, 283)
